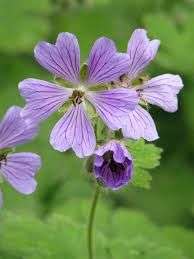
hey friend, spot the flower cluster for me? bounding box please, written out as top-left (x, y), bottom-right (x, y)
top-left (0, 28), bottom-right (183, 206)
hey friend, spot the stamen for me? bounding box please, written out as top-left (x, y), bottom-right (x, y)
top-left (69, 90), bottom-right (85, 106)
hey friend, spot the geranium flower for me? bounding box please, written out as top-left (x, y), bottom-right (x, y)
top-left (19, 33), bottom-right (138, 158)
top-left (93, 141), bottom-right (133, 190)
top-left (0, 106), bottom-right (41, 207)
top-left (118, 29), bottom-right (183, 141)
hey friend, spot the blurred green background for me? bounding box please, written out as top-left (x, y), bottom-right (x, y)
top-left (0, 0), bottom-right (194, 258)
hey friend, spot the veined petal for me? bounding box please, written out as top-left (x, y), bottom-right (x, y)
top-left (86, 88), bottom-right (138, 130)
top-left (127, 29), bottom-right (160, 78)
top-left (122, 105), bottom-right (159, 141)
top-left (19, 78), bottom-right (72, 123)
top-left (0, 106), bottom-right (38, 149)
top-left (34, 32), bottom-right (80, 83)
top-left (142, 74), bottom-right (183, 112)
top-left (87, 37), bottom-right (130, 84)
top-left (50, 104), bottom-right (96, 158)
top-left (0, 153), bottom-right (41, 194)
top-left (94, 155), bottom-right (104, 167)
top-left (94, 140), bottom-right (131, 163)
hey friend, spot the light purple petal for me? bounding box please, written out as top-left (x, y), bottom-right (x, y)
top-left (0, 153), bottom-right (41, 194)
top-left (95, 141), bottom-right (116, 156)
top-left (87, 37), bottom-right (130, 84)
top-left (127, 29), bottom-right (160, 78)
top-left (19, 78), bottom-right (72, 123)
top-left (34, 32), bottom-right (80, 83)
top-left (87, 88), bottom-right (138, 130)
top-left (50, 104), bottom-right (96, 158)
top-left (0, 106), bottom-right (38, 149)
top-left (95, 140), bottom-right (131, 163)
top-left (122, 105), bottom-right (159, 141)
top-left (113, 142), bottom-right (132, 163)
top-left (94, 155), bottom-right (104, 167)
top-left (142, 74), bottom-right (183, 112)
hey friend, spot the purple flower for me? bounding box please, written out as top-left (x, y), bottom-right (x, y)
top-left (18, 33), bottom-right (138, 158)
top-left (94, 141), bottom-right (133, 190)
top-left (0, 106), bottom-right (41, 205)
top-left (120, 29), bottom-right (183, 141)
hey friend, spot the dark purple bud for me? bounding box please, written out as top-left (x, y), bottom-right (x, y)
top-left (93, 141), bottom-right (133, 190)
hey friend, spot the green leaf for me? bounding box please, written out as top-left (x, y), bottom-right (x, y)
top-left (125, 139), bottom-right (162, 189)
top-left (132, 168), bottom-right (152, 189)
top-left (163, 226), bottom-right (194, 259)
top-left (0, 200), bottom-right (189, 259)
top-left (0, 0), bottom-right (51, 53)
top-left (126, 139), bottom-right (162, 169)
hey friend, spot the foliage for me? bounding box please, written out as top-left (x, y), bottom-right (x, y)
top-left (126, 139), bottom-right (162, 189)
top-left (0, 200), bottom-right (191, 259)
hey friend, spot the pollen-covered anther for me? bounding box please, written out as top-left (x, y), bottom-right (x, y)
top-left (70, 90), bottom-right (85, 105)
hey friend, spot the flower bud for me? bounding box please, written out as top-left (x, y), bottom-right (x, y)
top-left (93, 141), bottom-right (133, 190)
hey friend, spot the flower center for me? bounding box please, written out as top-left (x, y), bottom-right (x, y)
top-left (69, 90), bottom-right (85, 106)
top-left (0, 148), bottom-right (12, 166)
top-left (0, 154), bottom-right (7, 162)
top-left (0, 153), bottom-right (7, 168)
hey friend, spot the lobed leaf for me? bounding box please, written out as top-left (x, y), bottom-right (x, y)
top-left (125, 139), bottom-right (162, 189)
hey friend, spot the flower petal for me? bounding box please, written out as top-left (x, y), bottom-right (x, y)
top-left (0, 153), bottom-right (41, 194)
top-left (0, 106), bottom-right (38, 149)
top-left (142, 74), bottom-right (183, 112)
top-left (113, 142), bottom-right (132, 163)
top-left (50, 104), bottom-right (96, 158)
top-left (94, 163), bottom-right (132, 190)
top-left (127, 29), bottom-right (160, 78)
top-left (122, 105), bottom-right (159, 141)
top-left (87, 37), bottom-right (130, 84)
top-left (87, 88), bottom-right (138, 130)
top-left (34, 32), bottom-right (80, 83)
top-left (94, 140), bottom-right (131, 163)
top-left (19, 78), bottom-right (72, 123)
top-left (94, 141), bottom-right (133, 190)
top-left (94, 155), bottom-right (104, 167)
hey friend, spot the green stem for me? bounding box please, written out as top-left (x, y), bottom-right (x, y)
top-left (87, 185), bottom-right (101, 259)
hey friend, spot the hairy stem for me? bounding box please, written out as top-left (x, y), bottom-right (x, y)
top-left (87, 185), bottom-right (101, 259)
